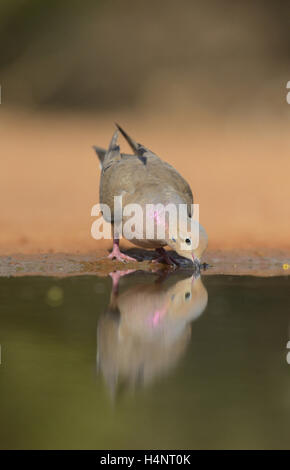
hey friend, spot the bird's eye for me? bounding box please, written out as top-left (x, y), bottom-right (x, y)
top-left (185, 292), bottom-right (191, 300)
top-left (185, 238), bottom-right (191, 245)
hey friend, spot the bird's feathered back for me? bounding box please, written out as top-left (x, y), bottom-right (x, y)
top-left (93, 125), bottom-right (194, 222)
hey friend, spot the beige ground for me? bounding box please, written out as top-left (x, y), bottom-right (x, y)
top-left (1, 108), bottom-right (290, 260)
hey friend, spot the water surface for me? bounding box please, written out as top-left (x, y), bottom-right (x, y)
top-left (0, 272), bottom-right (289, 449)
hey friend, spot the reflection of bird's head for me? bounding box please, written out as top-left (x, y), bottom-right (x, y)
top-left (97, 271), bottom-right (208, 397)
top-left (166, 273), bottom-right (208, 322)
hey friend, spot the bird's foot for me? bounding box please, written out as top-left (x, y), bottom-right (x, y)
top-left (152, 256), bottom-right (176, 266)
top-left (108, 246), bottom-right (137, 263)
top-left (152, 248), bottom-right (180, 267)
top-left (109, 269), bottom-right (136, 292)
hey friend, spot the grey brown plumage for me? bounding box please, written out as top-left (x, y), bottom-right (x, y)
top-left (94, 125), bottom-right (193, 224)
top-left (93, 125), bottom-right (207, 262)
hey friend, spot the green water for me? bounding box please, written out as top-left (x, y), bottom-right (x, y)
top-left (0, 272), bottom-right (289, 449)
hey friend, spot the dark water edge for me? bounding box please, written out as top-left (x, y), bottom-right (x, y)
top-left (0, 274), bottom-right (289, 449)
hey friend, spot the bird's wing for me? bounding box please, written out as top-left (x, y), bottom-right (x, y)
top-left (100, 154), bottom-right (193, 220)
top-left (99, 126), bottom-right (194, 221)
top-left (114, 124), bottom-right (193, 209)
top-left (155, 160), bottom-right (194, 215)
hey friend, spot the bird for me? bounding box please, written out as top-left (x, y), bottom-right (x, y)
top-left (93, 124), bottom-right (208, 266)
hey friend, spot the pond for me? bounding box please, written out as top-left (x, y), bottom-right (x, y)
top-left (0, 272), bottom-right (289, 449)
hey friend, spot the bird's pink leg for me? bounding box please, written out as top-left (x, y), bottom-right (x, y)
top-left (153, 247), bottom-right (180, 266)
top-left (109, 269), bottom-right (136, 294)
top-left (108, 238), bottom-right (137, 262)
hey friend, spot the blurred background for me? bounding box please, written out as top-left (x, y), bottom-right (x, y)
top-left (1, 0), bottom-right (290, 254)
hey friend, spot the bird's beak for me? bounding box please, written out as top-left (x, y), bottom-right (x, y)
top-left (192, 256), bottom-right (201, 270)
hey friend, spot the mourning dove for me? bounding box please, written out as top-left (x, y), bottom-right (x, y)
top-left (97, 270), bottom-right (208, 395)
top-left (93, 125), bottom-right (208, 266)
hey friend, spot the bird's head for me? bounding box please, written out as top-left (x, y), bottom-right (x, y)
top-left (166, 219), bottom-right (208, 266)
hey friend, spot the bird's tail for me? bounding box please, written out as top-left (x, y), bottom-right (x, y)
top-left (92, 146), bottom-right (107, 169)
top-left (93, 130), bottom-right (121, 170)
top-left (115, 123), bottom-right (157, 161)
top-left (115, 123), bottom-right (139, 154)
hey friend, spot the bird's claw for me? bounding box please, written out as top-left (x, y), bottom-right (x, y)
top-left (153, 248), bottom-right (179, 267)
top-left (108, 251), bottom-right (137, 263)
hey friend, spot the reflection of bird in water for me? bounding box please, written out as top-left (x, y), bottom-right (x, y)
top-left (97, 270), bottom-right (208, 397)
